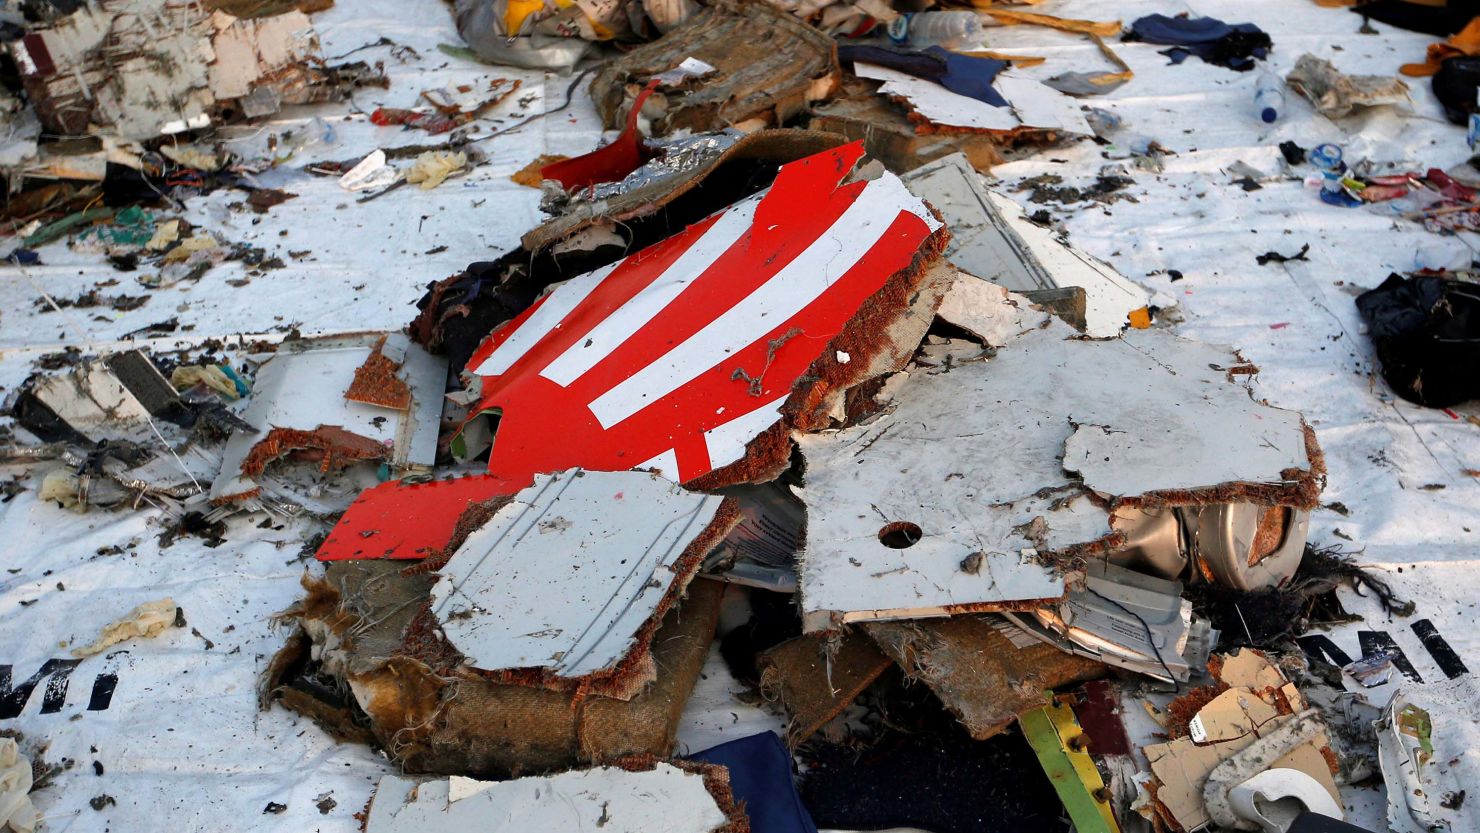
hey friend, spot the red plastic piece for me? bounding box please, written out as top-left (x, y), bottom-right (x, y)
top-left (541, 79), bottom-right (663, 191)
top-left (315, 475), bottom-right (506, 561)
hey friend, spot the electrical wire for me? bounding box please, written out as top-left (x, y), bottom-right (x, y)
top-left (1084, 585), bottom-right (1181, 691)
top-left (467, 66), bottom-right (595, 145)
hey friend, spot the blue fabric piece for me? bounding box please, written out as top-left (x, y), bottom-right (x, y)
top-left (930, 46), bottom-right (1010, 108)
top-left (4, 248), bottom-right (39, 265)
top-left (689, 732), bottom-right (818, 833)
top-left (1126, 14), bottom-right (1271, 71)
top-left (1130, 13), bottom-right (1234, 45)
top-left (838, 44), bottom-right (1008, 107)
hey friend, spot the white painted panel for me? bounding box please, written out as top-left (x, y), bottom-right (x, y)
top-left (365, 765), bottom-right (727, 833)
top-left (429, 468), bottom-right (724, 677)
top-left (855, 63), bottom-right (1019, 131)
top-left (995, 74), bottom-right (1093, 135)
top-left (983, 190), bottom-right (1151, 337)
top-left (209, 333), bottom-right (445, 501)
top-left (798, 319), bottom-right (1313, 631)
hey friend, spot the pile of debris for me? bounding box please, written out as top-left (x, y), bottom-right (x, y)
top-left (238, 135), bottom-right (1348, 832)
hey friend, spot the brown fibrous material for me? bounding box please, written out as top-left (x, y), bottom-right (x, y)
top-left (238, 425), bottom-right (388, 479)
top-left (345, 337), bottom-right (412, 410)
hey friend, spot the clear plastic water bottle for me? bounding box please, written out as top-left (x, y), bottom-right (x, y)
top-left (887, 11), bottom-right (985, 50)
top-left (1254, 72), bottom-right (1284, 124)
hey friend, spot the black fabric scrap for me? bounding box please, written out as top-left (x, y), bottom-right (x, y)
top-left (1355, 272), bottom-right (1480, 407)
top-left (1280, 140), bottom-right (1309, 166)
top-left (719, 588), bottom-right (802, 684)
top-left (1124, 13), bottom-right (1272, 71)
top-left (1257, 243), bottom-right (1311, 265)
top-left (1434, 55), bottom-right (1480, 126)
top-left (1352, 0), bottom-right (1479, 37)
top-left (1186, 543), bottom-right (1415, 652)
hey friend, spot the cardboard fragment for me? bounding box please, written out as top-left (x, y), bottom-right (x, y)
top-left (1186, 688), bottom-right (1280, 744)
top-left (1143, 651), bottom-right (1340, 832)
top-left (865, 617), bottom-right (1104, 740)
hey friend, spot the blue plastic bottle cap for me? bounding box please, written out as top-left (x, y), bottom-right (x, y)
top-left (1308, 143), bottom-right (1342, 170)
top-left (1261, 108), bottom-right (1277, 124)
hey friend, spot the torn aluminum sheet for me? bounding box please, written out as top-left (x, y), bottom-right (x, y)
top-left (459, 141), bottom-right (951, 495)
top-left (1002, 561), bottom-right (1215, 683)
top-left (584, 130), bottom-right (745, 203)
top-left (855, 63), bottom-right (1092, 136)
top-left (364, 762), bottom-right (738, 833)
top-left (0, 738), bottom-right (36, 833)
top-left (429, 469), bottom-right (736, 687)
top-left (1377, 674), bottom-right (1480, 833)
top-left (15, 351), bottom-right (180, 445)
top-left (1107, 501), bottom-right (1312, 592)
top-left (902, 154), bottom-right (1150, 337)
top-left (210, 333), bottom-right (444, 504)
top-left (1286, 54), bottom-right (1411, 119)
top-left (8, 3), bottom-right (330, 140)
top-left (589, 0), bottom-right (840, 137)
top-left (1143, 650), bottom-right (1341, 833)
top-left (796, 309), bottom-right (1321, 633)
